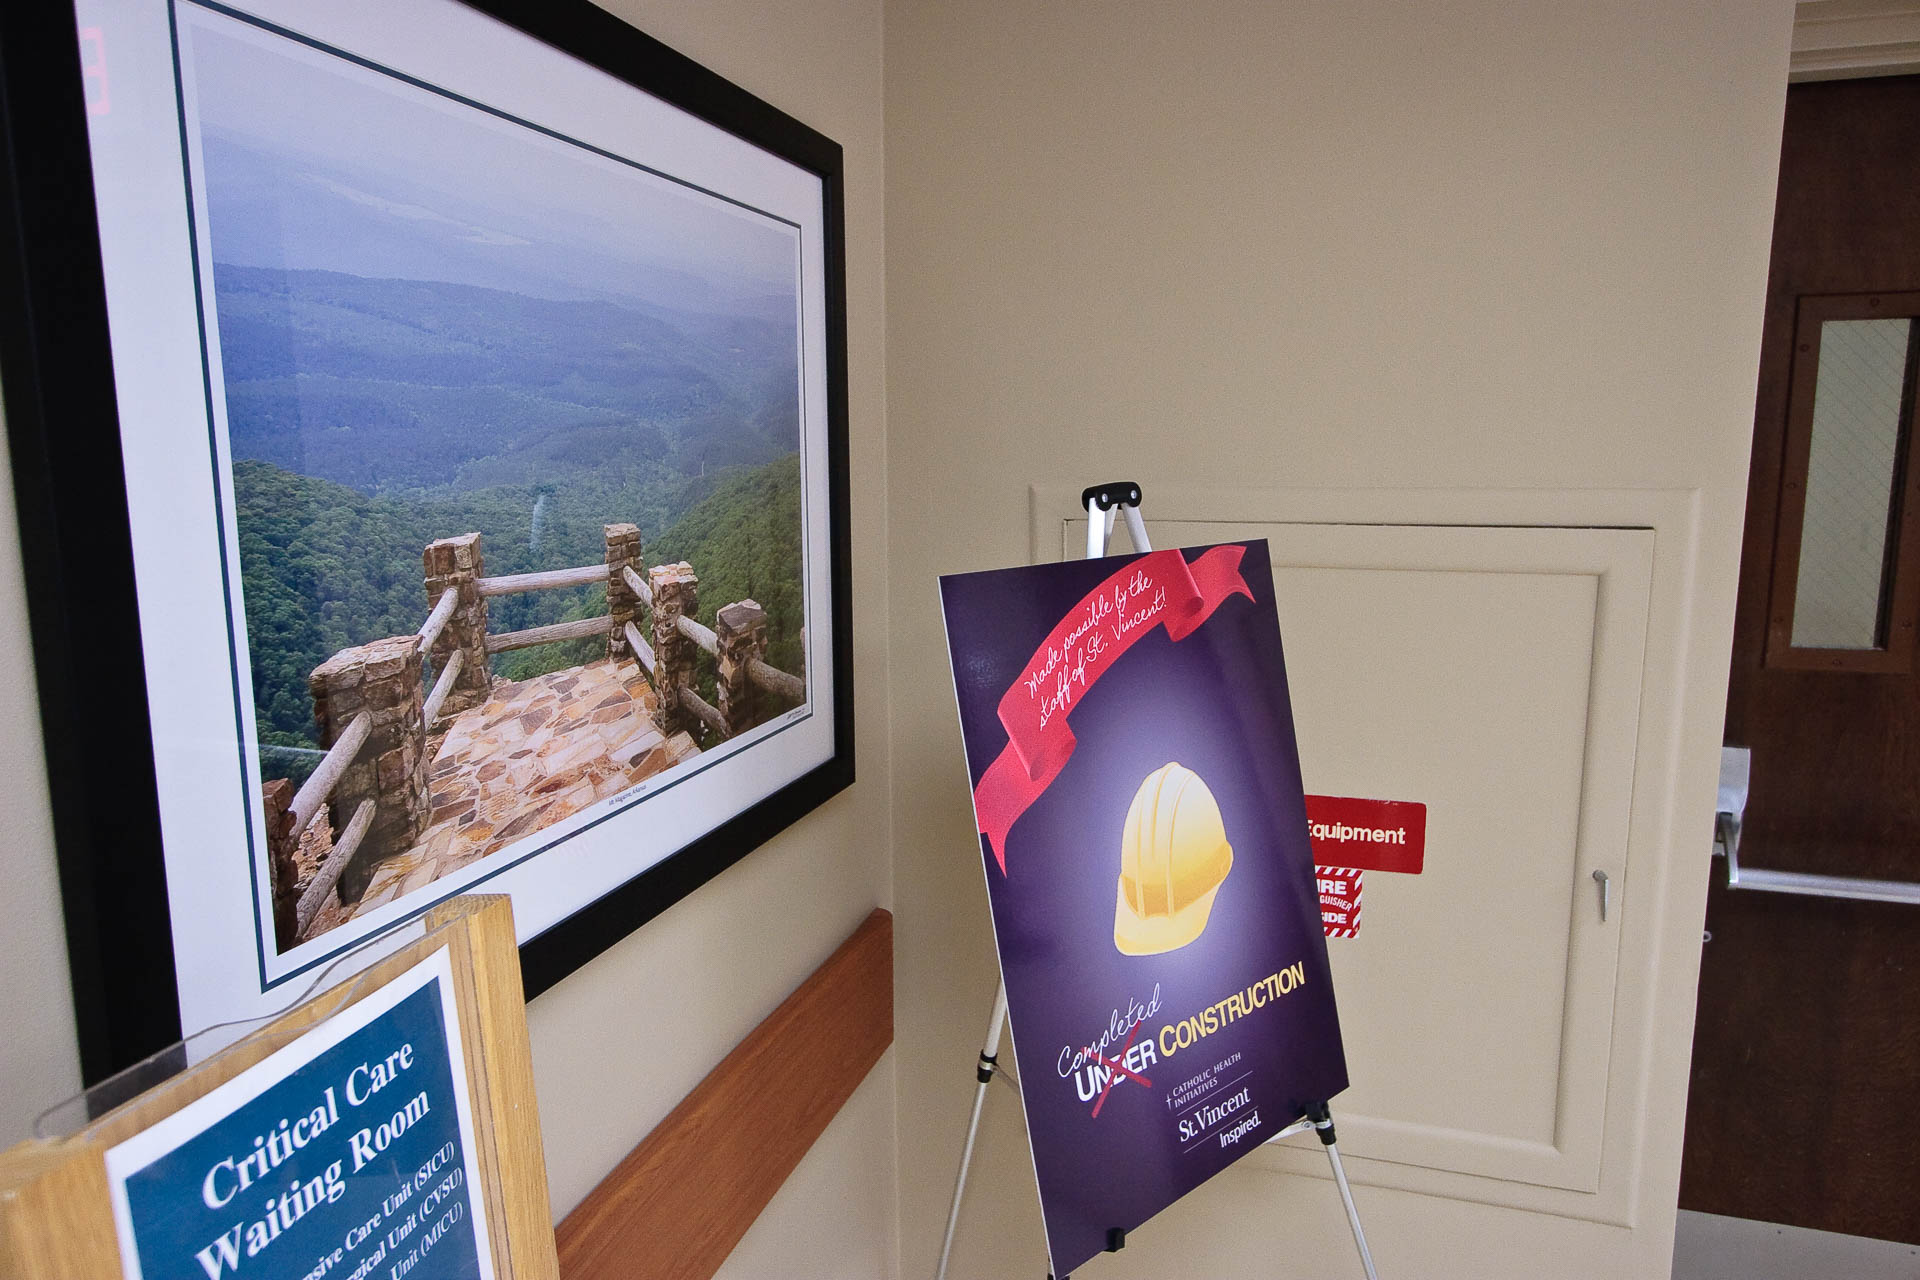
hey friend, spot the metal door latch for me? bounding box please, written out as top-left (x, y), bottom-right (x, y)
top-left (1592, 868), bottom-right (1611, 922)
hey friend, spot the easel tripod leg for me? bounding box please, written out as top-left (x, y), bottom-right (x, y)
top-left (1324, 1141), bottom-right (1377, 1280)
top-left (944, 482), bottom-right (1136, 1280)
top-left (936, 981), bottom-right (1010, 1280)
top-left (1309, 1104), bottom-right (1379, 1280)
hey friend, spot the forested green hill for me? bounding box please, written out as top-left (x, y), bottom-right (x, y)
top-left (214, 264), bottom-right (809, 781)
top-left (239, 453), bottom-right (804, 766)
top-left (650, 455), bottom-right (805, 679)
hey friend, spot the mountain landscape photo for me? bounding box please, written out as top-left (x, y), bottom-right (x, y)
top-left (183, 8), bottom-right (812, 947)
top-left (218, 261), bottom-right (806, 766)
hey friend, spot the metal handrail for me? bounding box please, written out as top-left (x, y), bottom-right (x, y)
top-left (1715, 811), bottom-right (1920, 906)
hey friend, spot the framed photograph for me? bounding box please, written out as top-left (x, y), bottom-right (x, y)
top-left (0, 0), bottom-right (852, 1080)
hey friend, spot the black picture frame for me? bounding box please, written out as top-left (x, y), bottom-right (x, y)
top-left (0, 0), bottom-right (853, 1084)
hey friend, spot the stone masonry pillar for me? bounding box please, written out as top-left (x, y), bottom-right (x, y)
top-left (261, 778), bottom-right (300, 950)
top-left (649, 562), bottom-right (698, 734)
top-left (422, 532), bottom-right (491, 718)
top-left (715, 599), bottom-right (768, 738)
top-left (605, 523), bottom-right (644, 661)
top-left (309, 635), bottom-right (430, 904)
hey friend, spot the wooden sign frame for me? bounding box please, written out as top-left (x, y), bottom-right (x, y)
top-left (0, 896), bottom-right (556, 1280)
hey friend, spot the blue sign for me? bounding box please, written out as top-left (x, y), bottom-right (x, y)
top-left (105, 951), bottom-right (494, 1280)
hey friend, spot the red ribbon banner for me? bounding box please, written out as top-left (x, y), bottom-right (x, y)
top-left (973, 545), bottom-right (1253, 872)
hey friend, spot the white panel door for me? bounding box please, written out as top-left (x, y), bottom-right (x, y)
top-left (1042, 503), bottom-right (1662, 1235)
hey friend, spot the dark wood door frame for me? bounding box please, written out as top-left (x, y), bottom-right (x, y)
top-left (1680, 73), bottom-right (1920, 1246)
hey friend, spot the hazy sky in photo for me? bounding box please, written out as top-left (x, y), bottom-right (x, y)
top-left (183, 10), bottom-right (799, 315)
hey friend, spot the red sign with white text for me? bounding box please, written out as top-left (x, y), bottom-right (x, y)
top-left (1304, 795), bottom-right (1426, 874)
top-left (1316, 867), bottom-right (1363, 938)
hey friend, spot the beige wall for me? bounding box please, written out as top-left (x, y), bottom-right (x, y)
top-left (0, 0), bottom-right (1809, 1274)
top-left (0, 0), bottom-right (895, 1274)
top-left (884, 0), bottom-right (1791, 1276)
top-left (529, 4), bottom-right (894, 1270)
top-left (0, 407), bottom-right (81, 1146)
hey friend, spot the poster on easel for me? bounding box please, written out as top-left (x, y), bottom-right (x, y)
top-left (941, 539), bottom-right (1347, 1277)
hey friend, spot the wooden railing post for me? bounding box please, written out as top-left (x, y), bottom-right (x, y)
top-left (605, 523), bottom-right (644, 660)
top-left (261, 778), bottom-right (300, 951)
top-left (715, 599), bottom-right (769, 737)
top-left (649, 562), bottom-right (698, 734)
top-left (423, 532), bottom-right (491, 717)
top-left (309, 635), bottom-right (430, 904)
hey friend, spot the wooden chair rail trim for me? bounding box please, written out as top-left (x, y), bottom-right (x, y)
top-left (555, 908), bottom-right (893, 1280)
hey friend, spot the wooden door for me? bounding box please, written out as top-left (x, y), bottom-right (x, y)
top-left (1680, 74), bottom-right (1920, 1245)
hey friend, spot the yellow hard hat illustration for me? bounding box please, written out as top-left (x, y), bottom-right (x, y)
top-left (1114, 763), bottom-right (1234, 955)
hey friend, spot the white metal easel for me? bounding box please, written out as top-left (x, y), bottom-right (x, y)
top-left (934, 482), bottom-right (1380, 1280)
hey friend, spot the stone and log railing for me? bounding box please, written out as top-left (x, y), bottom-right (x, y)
top-left (265, 522), bottom-right (804, 950)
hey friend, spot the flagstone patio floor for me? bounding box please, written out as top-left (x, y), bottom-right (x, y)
top-left (304, 657), bottom-right (698, 935)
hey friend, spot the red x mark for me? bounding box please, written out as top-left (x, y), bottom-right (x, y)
top-left (1084, 1020), bottom-right (1153, 1118)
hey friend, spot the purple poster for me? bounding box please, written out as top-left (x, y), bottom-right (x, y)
top-left (940, 540), bottom-right (1347, 1277)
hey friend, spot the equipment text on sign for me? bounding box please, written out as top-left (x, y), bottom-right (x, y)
top-left (1304, 795), bottom-right (1427, 875)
